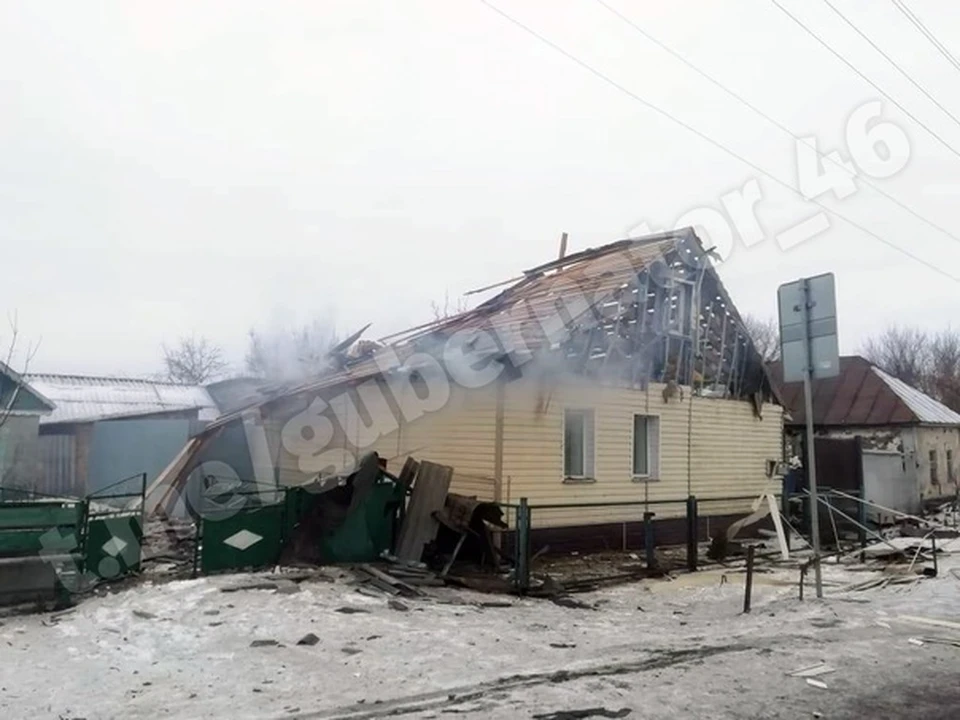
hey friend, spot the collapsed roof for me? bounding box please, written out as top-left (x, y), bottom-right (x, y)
top-left (209, 228), bottom-right (777, 430)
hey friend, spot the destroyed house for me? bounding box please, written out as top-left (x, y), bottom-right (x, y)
top-left (151, 228), bottom-right (784, 548)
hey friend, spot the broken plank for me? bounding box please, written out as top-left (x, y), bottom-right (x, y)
top-left (789, 663), bottom-right (836, 678)
top-left (898, 615), bottom-right (960, 632)
top-left (767, 493), bottom-right (789, 561)
top-left (358, 564), bottom-right (422, 596)
top-left (395, 460), bottom-right (453, 563)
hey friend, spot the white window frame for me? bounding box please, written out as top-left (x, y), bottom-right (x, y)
top-left (562, 408), bottom-right (595, 482)
top-left (631, 413), bottom-right (660, 481)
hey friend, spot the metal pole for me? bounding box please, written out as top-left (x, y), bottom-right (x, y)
top-left (643, 511), bottom-right (656, 569)
top-left (801, 279), bottom-right (823, 599)
top-left (516, 498), bottom-right (531, 594)
top-left (743, 545), bottom-right (755, 613)
top-left (686, 495), bottom-right (698, 572)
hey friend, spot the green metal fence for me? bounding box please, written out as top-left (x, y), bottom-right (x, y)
top-left (85, 474), bottom-right (147, 581)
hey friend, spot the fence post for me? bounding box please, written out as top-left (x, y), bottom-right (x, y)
top-left (516, 497), bottom-right (531, 594)
top-left (857, 489), bottom-right (867, 550)
top-left (643, 511), bottom-right (656, 569)
top-left (743, 545), bottom-right (755, 613)
top-left (686, 495), bottom-right (698, 572)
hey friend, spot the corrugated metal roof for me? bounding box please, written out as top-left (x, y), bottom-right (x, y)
top-left (25, 374), bottom-right (220, 425)
top-left (873, 367), bottom-right (960, 425)
top-left (769, 356), bottom-right (960, 427)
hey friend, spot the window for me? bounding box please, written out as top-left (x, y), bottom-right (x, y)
top-left (632, 414), bottom-right (660, 479)
top-left (563, 409), bottom-right (595, 480)
top-left (948, 449), bottom-right (956, 484)
top-left (930, 449), bottom-right (939, 485)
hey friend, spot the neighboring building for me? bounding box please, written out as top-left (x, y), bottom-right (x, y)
top-left (25, 374), bottom-right (219, 496)
top-left (150, 229), bottom-right (785, 547)
top-left (770, 355), bottom-right (960, 511)
top-left (0, 362), bottom-right (55, 492)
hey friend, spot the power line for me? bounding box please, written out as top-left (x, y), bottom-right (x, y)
top-left (822, 0), bottom-right (960, 130)
top-left (892, 0), bottom-right (960, 73)
top-left (477, 1), bottom-right (959, 283)
top-left (590, 0), bottom-right (960, 252)
top-left (769, 0), bottom-right (960, 163)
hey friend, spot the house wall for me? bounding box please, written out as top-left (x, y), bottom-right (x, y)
top-left (0, 415), bottom-right (42, 490)
top-left (914, 426), bottom-right (960, 501)
top-left (784, 423), bottom-right (960, 508)
top-left (38, 417), bottom-right (209, 498)
top-left (217, 373), bottom-right (783, 531)
top-left (499, 375), bottom-right (783, 528)
top-left (266, 377), bottom-right (500, 500)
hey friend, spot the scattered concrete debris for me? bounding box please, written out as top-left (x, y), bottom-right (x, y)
top-left (132, 609), bottom-right (157, 620)
top-left (297, 633), bottom-right (320, 646)
top-left (335, 607), bottom-right (371, 615)
top-left (387, 600), bottom-right (410, 612)
top-left (805, 679), bottom-right (829, 690)
top-left (250, 639), bottom-right (280, 648)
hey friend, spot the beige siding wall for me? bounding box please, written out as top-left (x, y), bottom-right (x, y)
top-left (500, 376), bottom-right (783, 527)
top-left (267, 379), bottom-right (499, 500)
top-left (369, 383), bottom-right (499, 500)
top-left (261, 373), bottom-right (783, 522)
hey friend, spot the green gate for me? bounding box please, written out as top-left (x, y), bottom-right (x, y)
top-left (84, 474), bottom-right (146, 581)
top-left (198, 485), bottom-right (287, 574)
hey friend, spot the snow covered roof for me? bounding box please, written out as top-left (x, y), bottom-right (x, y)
top-left (25, 373), bottom-right (220, 425)
top-left (872, 367), bottom-right (960, 425)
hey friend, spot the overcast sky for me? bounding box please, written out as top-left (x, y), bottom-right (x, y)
top-left (2, 0), bottom-right (958, 377)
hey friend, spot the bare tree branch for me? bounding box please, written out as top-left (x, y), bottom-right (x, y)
top-left (245, 319), bottom-right (339, 381)
top-left (430, 291), bottom-right (469, 322)
top-left (861, 324), bottom-right (960, 412)
top-left (861, 325), bottom-right (931, 390)
top-left (161, 336), bottom-right (228, 384)
top-left (0, 312), bottom-right (42, 431)
top-left (741, 314), bottom-right (781, 364)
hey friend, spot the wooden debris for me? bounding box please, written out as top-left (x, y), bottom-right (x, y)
top-left (916, 636), bottom-right (960, 648)
top-left (898, 615), bottom-right (960, 632)
top-left (788, 663), bottom-right (836, 678)
top-left (357, 564), bottom-right (423, 597)
top-left (395, 461), bottom-right (453, 562)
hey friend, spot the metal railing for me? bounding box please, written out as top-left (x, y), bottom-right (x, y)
top-left (507, 493), bottom-right (776, 593)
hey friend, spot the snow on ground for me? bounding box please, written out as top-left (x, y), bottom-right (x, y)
top-left (1, 555), bottom-right (959, 720)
